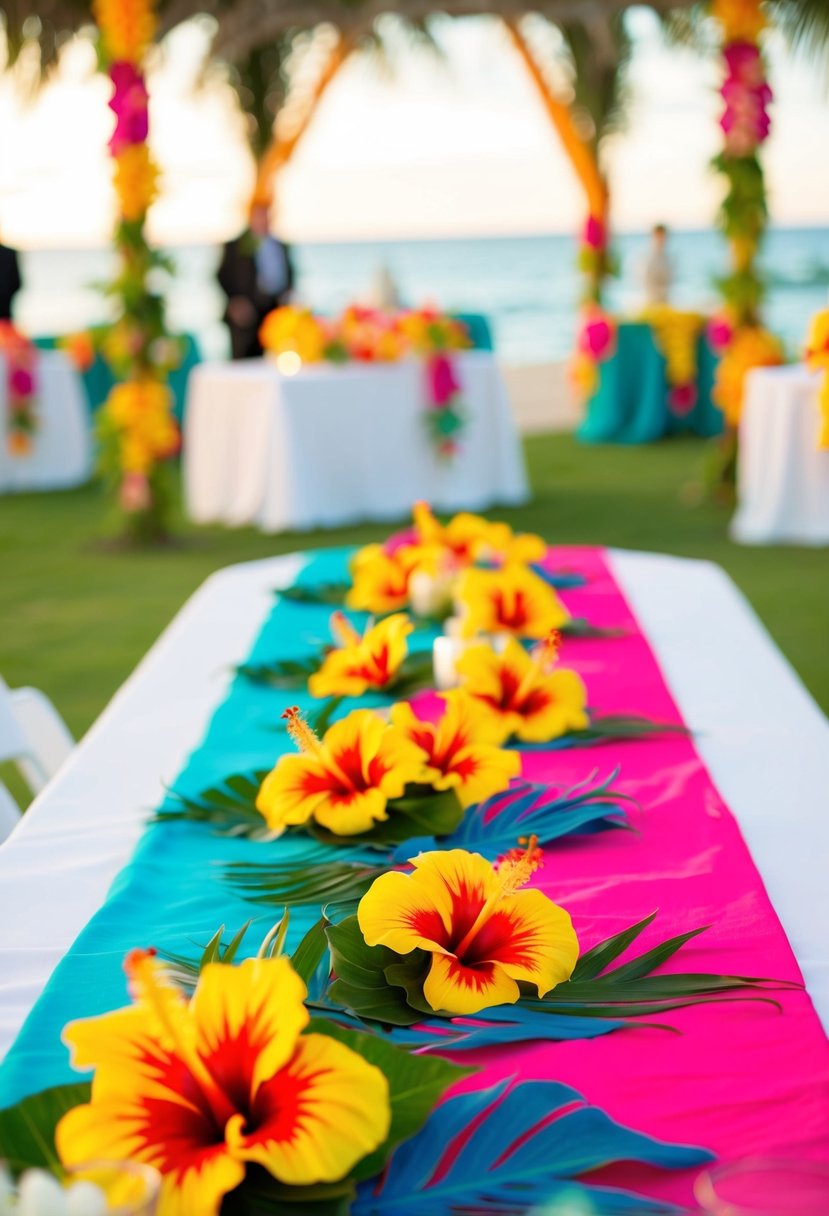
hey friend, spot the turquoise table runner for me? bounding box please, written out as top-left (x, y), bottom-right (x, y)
top-left (0, 547), bottom-right (370, 1107)
top-left (577, 322), bottom-right (723, 444)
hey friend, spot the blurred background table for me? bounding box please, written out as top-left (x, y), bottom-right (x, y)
top-left (578, 322), bottom-right (723, 445)
top-left (732, 364), bottom-right (829, 546)
top-left (0, 350), bottom-right (91, 493)
top-left (183, 350), bottom-right (528, 532)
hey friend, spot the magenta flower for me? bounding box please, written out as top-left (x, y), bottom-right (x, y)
top-left (427, 353), bottom-right (461, 407)
top-left (10, 366), bottom-right (34, 397)
top-left (669, 383), bottom-right (697, 416)
top-left (108, 62), bottom-right (149, 156)
top-left (707, 314), bottom-right (734, 354)
top-left (578, 312), bottom-right (615, 361)
top-left (582, 215), bottom-right (606, 251)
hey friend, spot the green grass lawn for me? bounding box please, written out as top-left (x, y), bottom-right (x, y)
top-left (2, 432), bottom-right (827, 804)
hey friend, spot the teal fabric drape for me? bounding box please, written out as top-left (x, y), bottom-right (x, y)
top-left (577, 322), bottom-right (723, 444)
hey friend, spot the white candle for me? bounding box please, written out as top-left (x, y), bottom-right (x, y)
top-left (409, 570), bottom-right (454, 619)
top-left (433, 636), bottom-right (466, 690)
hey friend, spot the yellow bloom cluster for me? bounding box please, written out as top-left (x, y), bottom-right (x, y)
top-left (113, 144), bottom-right (159, 223)
top-left (713, 326), bottom-right (784, 427)
top-left (397, 309), bottom-right (469, 355)
top-left (94, 0), bottom-right (156, 64)
top-left (641, 305), bottom-right (705, 389)
top-left (805, 309), bottom-right (829, 449)
top-left (104, 379), bottom-right (178, 474)
top-left (710, 0), bottom-right (765, 44)
top-left (259, 306), bottom-right (329, 363)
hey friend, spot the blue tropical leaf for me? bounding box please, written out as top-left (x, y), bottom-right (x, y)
top-left (391, 772), bottom-right (631, 863)
top-left (353, 1078), bottom-right (711, 1215)
top-left (315, 1002), bottom-right (623, 1051)
top-left (531, 563), bottom-right (586, 590)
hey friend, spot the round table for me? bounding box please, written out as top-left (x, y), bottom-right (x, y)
top-left (731, 364), bottom-right (829, 546)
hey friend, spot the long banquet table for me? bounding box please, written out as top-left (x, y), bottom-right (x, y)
top-left (1, 546), bottom-right (828, 1208)
top-left (183, 352), bottom-right (529, 532)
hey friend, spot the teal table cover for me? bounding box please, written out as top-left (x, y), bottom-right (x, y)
top-left (577, 322), bottom-right (723, 444)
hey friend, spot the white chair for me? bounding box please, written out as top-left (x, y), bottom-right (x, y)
top-left (0, 676), bottom-right (75, 798)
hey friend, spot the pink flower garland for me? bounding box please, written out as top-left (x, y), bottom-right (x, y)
top-left (720, 43), bottom-right (772, 157)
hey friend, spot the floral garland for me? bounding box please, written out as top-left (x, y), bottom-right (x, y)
top-left (93, 0), bottom-right (180, 540)
top-left (261, 305), bottom-right (470, 459)
top-left (710, 0), bottom-right (783, 432)
top-left (578, 214), bottom-right (614, 307)
top-left (640, 304), bottom-right (706, 415)
top-left (569, 304), bottom-right (616, 403)
top-left (0, 322), bottom-right (38, 457)
top-left (804, 309), bottom-right (829, 449)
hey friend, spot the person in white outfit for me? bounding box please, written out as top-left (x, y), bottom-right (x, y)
top-left (641, 223), bottom-right (673, 307)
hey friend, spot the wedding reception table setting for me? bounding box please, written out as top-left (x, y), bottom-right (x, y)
top-left (1, 505), bottom-right (828, 1214)
top-left (184, 307), bottom-right (529, 533)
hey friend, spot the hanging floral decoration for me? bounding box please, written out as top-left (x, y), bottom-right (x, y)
top-left (710, 0), bottom-right (782, 431)
top-left (93, 0), bottom-right (180, 540)
top-left (641, 305), bottom-right (706, 416)
top-left (0, 322), bottom-right (38, 457)
top-left (570, 304), bottom-right (617, 403)
top-left (260, 305), bottom-right (470, 458)
top-left (577, 214), bottom-right (615, 306)
top-left (712, 324), bottom-right (784, 429)
top-left (804, 309), bottom-right (829, 449)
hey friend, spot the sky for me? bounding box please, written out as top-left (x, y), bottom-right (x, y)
top-left (0, 7), bottom-right (827, 247)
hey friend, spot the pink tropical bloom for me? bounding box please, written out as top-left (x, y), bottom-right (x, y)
top-left (583, 215), bottom-right (606, 251)
top-left (427, 353), bottom-right (461, 407)
top-left (108, 62), bottom-right (149, 156)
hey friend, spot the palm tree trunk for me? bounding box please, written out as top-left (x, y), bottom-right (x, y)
top-left (254, 32), bottom-right (353, 205)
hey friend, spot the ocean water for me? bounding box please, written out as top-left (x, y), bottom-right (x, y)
top-left (14, 227), bottom-right (829, 365)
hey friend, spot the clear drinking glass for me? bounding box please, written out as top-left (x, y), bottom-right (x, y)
top-left (71, 1162), bottom-right (161, 1215)
top-left (694, 1157), bottom-right (829, 1215)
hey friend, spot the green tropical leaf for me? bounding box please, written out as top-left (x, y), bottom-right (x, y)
top-left (276, 583), bottom-right (350, 607)
top-left (0, 1083), bottom-right (90, 1175)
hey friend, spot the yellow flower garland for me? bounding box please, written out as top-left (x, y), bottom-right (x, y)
top-left (712, 326), bottom-right (784, 427)
top-left (113, 144), bottom-right (159, 224)
top-left (710, 0), bottom-right (766, 44)
top-left (640, 305), bottom-right (705, 391)
top-left (93, 0), bottom-right (156, 63)
top-left (805, 309), bottom-right (829, 449)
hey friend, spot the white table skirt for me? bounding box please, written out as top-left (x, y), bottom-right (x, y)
top-left (183, 352), bottom-right (529, 533)
top-left (0, 351), bottom-right (92, 493)
top-left (731, 364), bottom-right (829, 546)
top-left (1, 549), bottom-right (828, 1063)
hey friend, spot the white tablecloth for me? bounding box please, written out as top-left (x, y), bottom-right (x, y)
top-left (1, 549), bottom-right (828, 1062)
top-left (183, 352), bottom-right (529, 532)
top-left (0, 351), bottom-right (91, 493)
top-left (731, 363), bottom-right (829, 545)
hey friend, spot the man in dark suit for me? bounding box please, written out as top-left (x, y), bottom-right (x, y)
top-left (218, 202), bottom-right (295, 360)
top-left (0, 239), bottom-right (22, 322)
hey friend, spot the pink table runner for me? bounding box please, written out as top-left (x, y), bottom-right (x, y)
top-left (446, 546), bottom-right (829, 1205)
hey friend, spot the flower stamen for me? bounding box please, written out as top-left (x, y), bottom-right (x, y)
top-left (282, 706), bottom-right (324, 756)
top-left (454, 836), bottom-right (544, 957)
top-left (124, 949), bottom-right (237, 1127)
top-left (330, 610), bottom-right (363, 649)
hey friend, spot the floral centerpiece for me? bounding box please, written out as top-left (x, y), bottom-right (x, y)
top-left (259, 307), bottom-right (470, 458)
top-left (0, 941), bottom-right (727, 1216)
